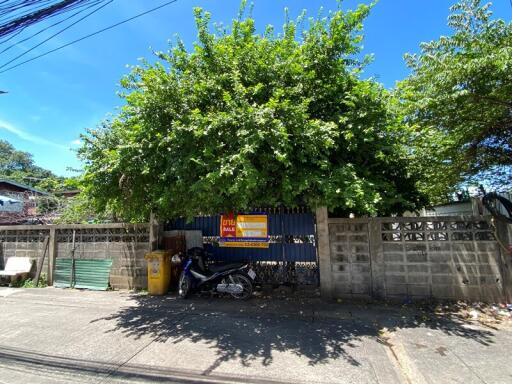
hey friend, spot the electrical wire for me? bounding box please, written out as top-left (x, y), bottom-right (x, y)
top-left (0, 0), bottom-right (104, 53)
top-left (0, 2), bottom-right (88, 25)
top-left (0, 1), bottom-right (96, 45)
top-left (0, 0), bottom-right (179, 74)
top-left (0, 25), bottom-right (23, 45)
top-left (0, 0), bottom-right (111, 68)
top-left (0, 1), bottom-right (93, 38)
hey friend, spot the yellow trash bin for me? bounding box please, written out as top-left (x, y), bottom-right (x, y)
top-left (145, 250), bottom-right (171, 295)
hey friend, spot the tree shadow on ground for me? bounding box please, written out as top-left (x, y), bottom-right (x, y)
top-left (91, 294), bottom-right (496, 370)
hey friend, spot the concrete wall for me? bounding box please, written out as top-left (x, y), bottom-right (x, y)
top-left (0, 224), bottom-right (150, 290)
top-left (0, 228), bottom-right (49, 272)
top-left (322, 215), bottom-right (511, 302)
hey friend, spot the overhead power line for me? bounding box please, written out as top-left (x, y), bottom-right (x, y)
top-left (0, 1), bottom-right (99, 46)
top-left (0, 0), bottom-right (179, 74)
top-left (0, 0), bottom-right (105, 54)
top-left (0, 0), bottom-right (112, 69)
top-left (0, 1), bottom-right (97, 40)
top-left (0, 26), bottom-right (24, 46)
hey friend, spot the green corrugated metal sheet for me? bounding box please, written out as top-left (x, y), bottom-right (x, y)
top-left (53, 258), bottom-right (112, 291)
top-left (54, 258), bottom-right (72, 288)
top-left (74, 259), bottom-right (112, 290)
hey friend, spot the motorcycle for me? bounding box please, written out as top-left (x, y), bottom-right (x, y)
top-left (178, 247), bottom-right (256, 300)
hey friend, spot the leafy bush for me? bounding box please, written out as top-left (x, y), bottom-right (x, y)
top-left (11, 273), bottom-right (48, 288)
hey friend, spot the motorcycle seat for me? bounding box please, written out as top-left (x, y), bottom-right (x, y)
top-left (208, 263), bottom-right (245, 273)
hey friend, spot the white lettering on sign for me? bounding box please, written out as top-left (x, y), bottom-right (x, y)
top-left (241, 230), bottom-right (266, 237)
top-left (236, 222), bottom-right (267, 229)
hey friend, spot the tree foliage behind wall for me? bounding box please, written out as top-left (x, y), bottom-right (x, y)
top-left (398, 0), bottom-right (512, 202)
top-left (0, 139), bottom-right (81, 194)
top-left (79, 3), bottom-right (427, 220)
top-left (0, 139), bottom-right (85, 223)
top-left (0, 139), bottom-right (57, 189)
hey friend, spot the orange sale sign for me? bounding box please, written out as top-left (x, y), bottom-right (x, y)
top-left (219, 213), bottom-right (269, 248)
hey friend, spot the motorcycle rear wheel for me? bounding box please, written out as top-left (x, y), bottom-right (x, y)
top-left (229, 273), bottom-right (253, 300)
top-left (178, 271), bottom-right (191, 299)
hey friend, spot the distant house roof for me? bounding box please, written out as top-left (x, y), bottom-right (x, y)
top-left (0, 194), bottom-right (23, 213)
top-left (54, 189), bottom-right (80, 197)
top-left (0, 195), bottom-right (21, 204)
top-left (0, 179), bottom-right (49, 196)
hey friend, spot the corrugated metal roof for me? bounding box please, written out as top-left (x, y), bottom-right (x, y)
top-left (0, 194), bottom-right (23, 212)
top-left (0, 195), bottom-right (21, 203)
top-left (0, 179), bottom-right (49, 195)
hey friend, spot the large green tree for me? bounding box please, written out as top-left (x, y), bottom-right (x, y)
top-left (0, 139), bottom-right (81, 193)
top-left (0, 139), bottom-right (57, 189)
top-left (398, 0), bottom-right (512, 201)
top-left (0, 139), bottom-right (83, 219)
top-left (80, 3), bottom-right (426, 220)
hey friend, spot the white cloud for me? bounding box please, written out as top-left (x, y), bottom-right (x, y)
top-left (71, 139), bottom-right (81, 145)
top-left (0, 119), bottom-right (67, 150)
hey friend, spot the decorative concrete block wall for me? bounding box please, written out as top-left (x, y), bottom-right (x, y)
top-left (0, 228), bottom-right (50, 273)
top-left (55, 225), bottom-right (150, 290)
top-left (329, 221), bottom-right (372, 297)
top-left (0, 224), bottom-right (150, 290)
top-left (322, 215), bottom-right (511, 302)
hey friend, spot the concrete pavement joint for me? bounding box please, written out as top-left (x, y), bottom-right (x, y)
top-left (367, 359), bottom-right (381, 384)
top-left (377, 331), bottom-right (427, 384)
top-left (98, 313), bottom-right (188, 384)
top-left (449, 349), bottom-right (488, 384)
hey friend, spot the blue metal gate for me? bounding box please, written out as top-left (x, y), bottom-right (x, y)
top-left (165, 208), bottom-right (318, 285)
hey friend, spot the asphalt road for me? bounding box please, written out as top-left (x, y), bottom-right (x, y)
top-left (0, 287), bottom-right (511, 383)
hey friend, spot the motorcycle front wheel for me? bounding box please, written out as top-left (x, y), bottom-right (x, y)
top-left (229, 272), bottom-right (253, 300)
top-left (178, 271), bottom-right (191, 299)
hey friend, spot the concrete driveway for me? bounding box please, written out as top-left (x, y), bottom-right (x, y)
top-left (0, 287), bottom-right (511, 383)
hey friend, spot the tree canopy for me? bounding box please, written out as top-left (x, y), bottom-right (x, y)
top-left (0, 139), bottom-right (79, 192)
top-left (398, 0), bottom-right (512, 201)
top-left (79, 3), bottom-right (427, 220)
top-left (0, 139), bottom-right (54, 187)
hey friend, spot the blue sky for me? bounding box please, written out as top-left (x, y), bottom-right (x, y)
top-left (0, 0), bottom-right (510, 177)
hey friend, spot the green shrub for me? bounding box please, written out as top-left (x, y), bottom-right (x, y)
top-left (12, 273), bottom-right (49, 288)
